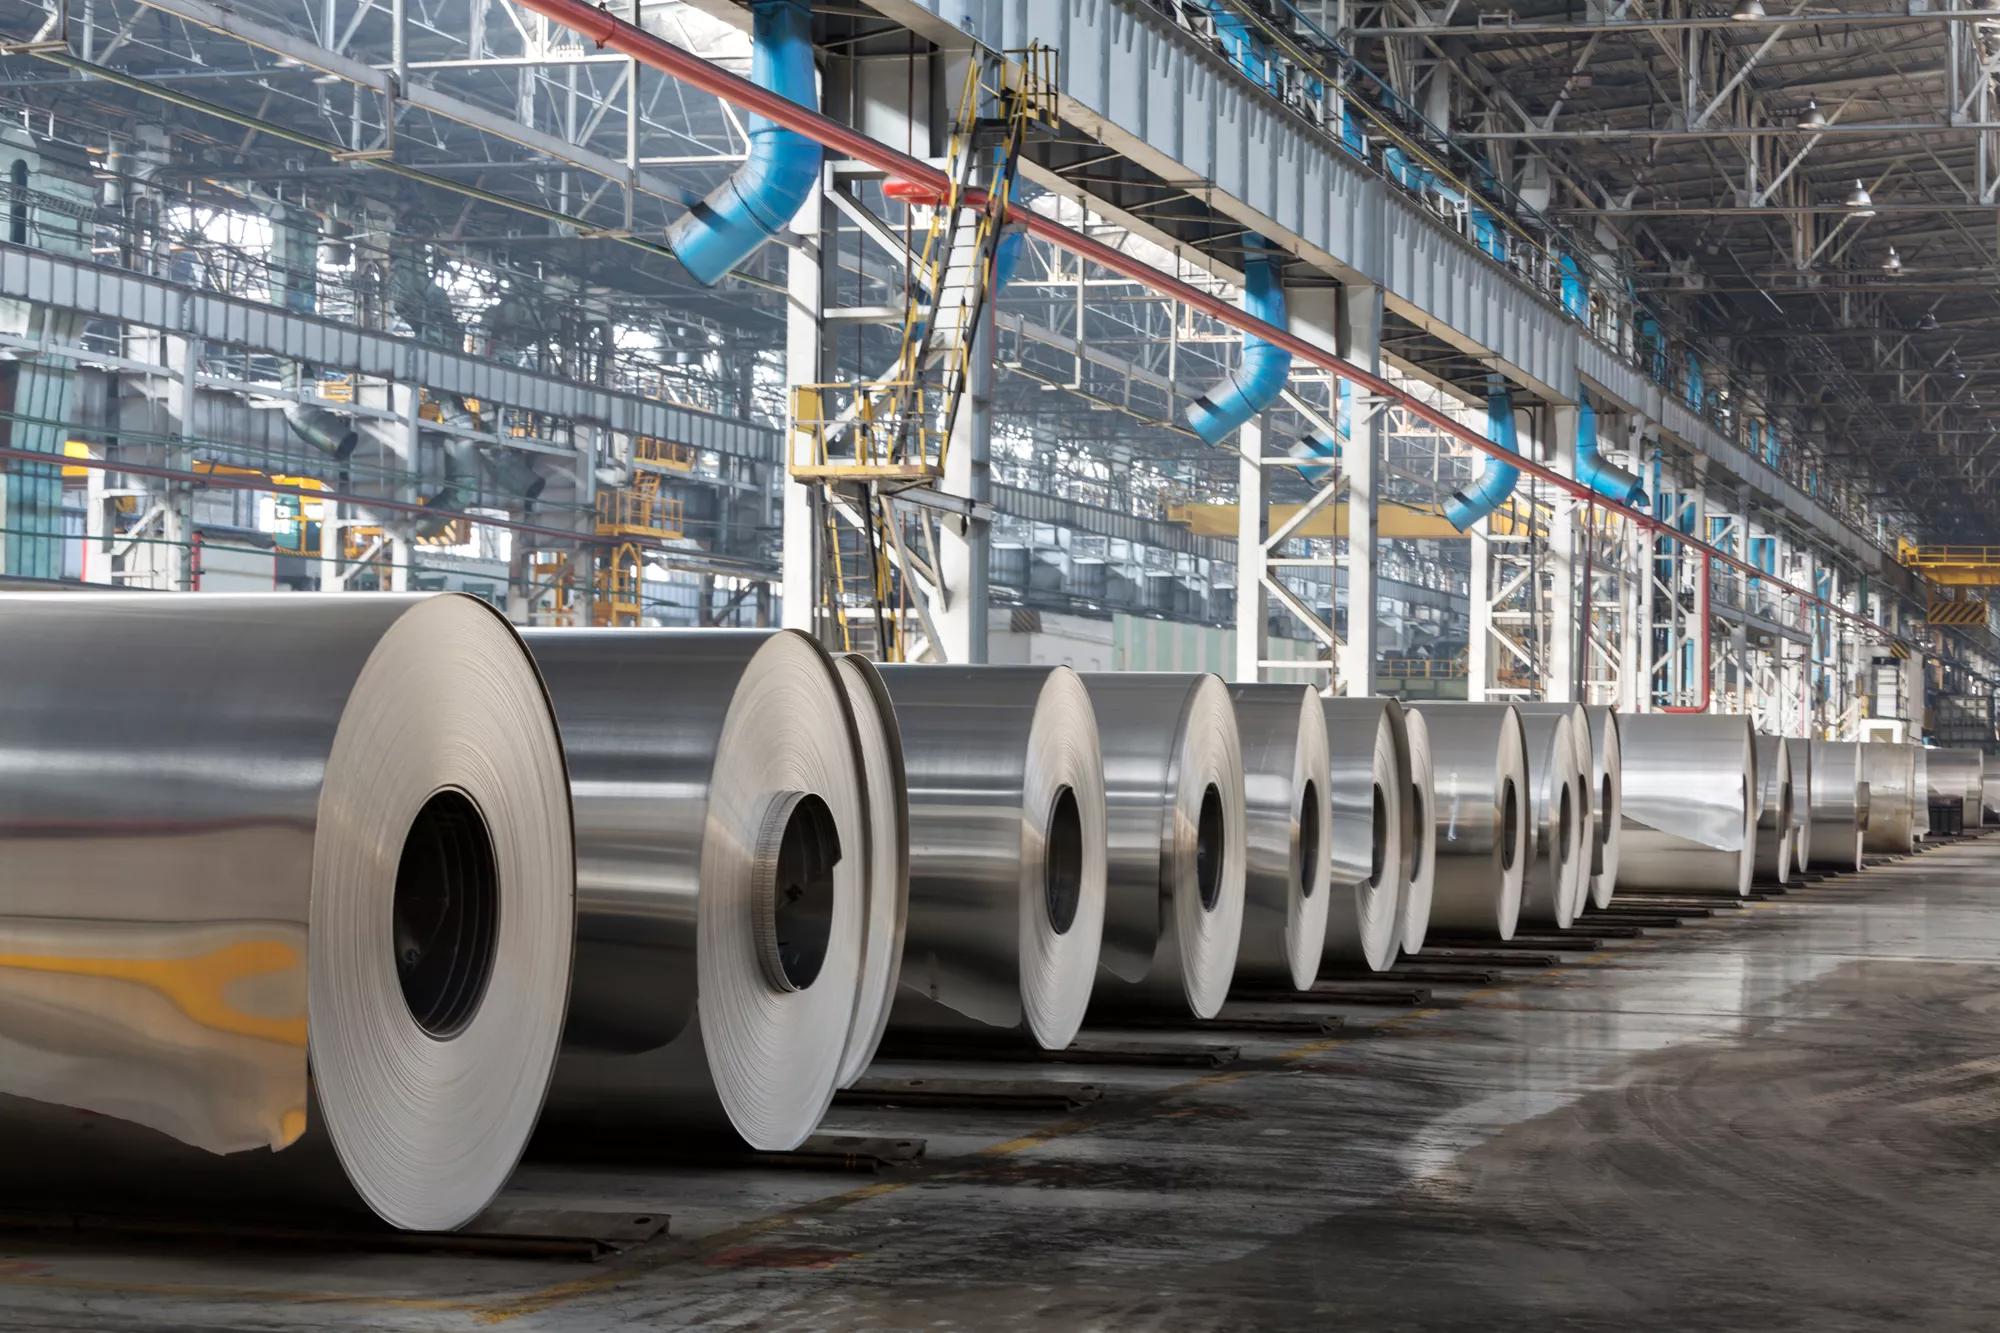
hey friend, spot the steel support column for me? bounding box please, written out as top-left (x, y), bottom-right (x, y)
top-left (1334, 282), bottom-right (1382, 696)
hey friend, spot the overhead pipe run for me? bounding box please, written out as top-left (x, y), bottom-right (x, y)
top-left (1185, 235), bottom-right (1290, 446)
top-left (1576, 399), bottom-right (1647, 505)
top-left (1443, 378), bottom-right (1521, 531)
top-left (665, 0), bottom-right (821, 286)
top-left (517, 0), bottom-right (1915, 656)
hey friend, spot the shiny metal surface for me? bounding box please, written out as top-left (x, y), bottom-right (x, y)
top-left (1859, 742), bottom-right (1920, 854)
top-left (1584, 707), bottom-right (1624, 909)
top-left (1618, 713), bottom-right (1758, 897)
top-left (879, 665), bottom-right (1107, 1050)
top-left (0, 592), bottom-right (575, 1232)
top-left (1753, 735), bottom-right (1798, 885)
top-left (833, 655), bottom-right (910, 1089)
top-left (1517, 703), bottom-right (1593, 922)
top-left (530, 628), bottom-right (865, 1151)
top-left (1401, 709), bottom-right (1437, 955)
top-left (1080, 673), bottom-right (1245, 1018)
top-left (1928, 747), bottom-right (1984, 828)
top-left (1912, 746), bottom-right (1931, 841)
top-left (1407, 703), bottom-right (1529, 940)
top-left (1517, 711), bottom-right (1587, 930)
top-left (1321, 697), bottom-right (1409, 972)
top-left (1807, 740), bottom-right (1866, 872)
top-left (1784, 738), bottom-right (1814, 872)
top-left (1227, 684), bottom-right (1332, 990)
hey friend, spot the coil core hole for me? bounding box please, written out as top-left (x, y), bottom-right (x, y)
top-left (1369, 783), bottom-right (1389, 887)
top-left (1045, 786), bottom-right (1084, 935)
top-left (1298, 780), bottom-right (1322, 899)
top-left (1501, 778), bottom-right (1521, 874)
top-left (393, 787), bottom-right (500, 1040)
top-left (1195, 783), bottom-right (1225, 912)
top-left (1600, 774), bottom-right (1614, 846)
top-left (1557, 781), bottom-right (1575, 864)
top-left (755, 791), bottom-right (840, 993)
top-left (1409, 785), bottom-right (1427, 881)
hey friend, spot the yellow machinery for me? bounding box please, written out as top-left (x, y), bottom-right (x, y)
top-left (1898, 539), bottom-right (2000, 587)
top-left (788, 46), bottom-right (1056, 659)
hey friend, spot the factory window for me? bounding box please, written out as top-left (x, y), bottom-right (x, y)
top-left (8, 160), bottom-right (26, 246)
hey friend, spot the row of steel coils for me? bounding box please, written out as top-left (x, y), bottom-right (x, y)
top-left (0, 594), bottom-right (1978, 1232)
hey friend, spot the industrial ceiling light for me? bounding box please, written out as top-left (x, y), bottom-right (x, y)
top-left (1883, 246), bottom-right (1903, 275)
top-left (1797, 99), bottom-right (1827, 130)
top-left (1845, 179), bottom-right (1875, 215)
top-left (1731, 0), bottom-right (1766, 19)
top-left (1917, 311), bottom-right (1940, 331)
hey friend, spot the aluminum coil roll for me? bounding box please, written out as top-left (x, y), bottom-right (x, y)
top-left (530, 629), bottom-right (865, 1151)
top-left (1860, 742), bottom-right (1920, 854)
top-left (1584, 707), bottom-right (1625, 909)
top-left (1401, 709), bottom-right (1438, 955)
top-left (1929, 748), bottom-right (1984, 827)
top-left (1320, 697), bottom-right (1410, 972)
top-left (1807, 740), bottom-right (1867, 872)
top-left (879, 665), bottom-right (1107, 1051)
top-left (833, 654), bottom-right (910, 1089)
top-left (0, 593), bottom-right (574, 1232)
top-left (1753, 735), bottom-right (1799, 884)
top-left (1518, 703), bottom-right (1595, 921)
top-left (1517, 711), bottom-right (1589, 930)
top-left (1913, 746), bottom-right (1932, 842)
top-left (1408, 703), bottom-right (1529, 940)
top-left (1985, 754), bottom-right (2000, 824)
top-left (1617, 713), bottom-right (1758, 897)
top-left (1080, 673), bottom-right (1246, 1019)
top-left (1784, 738), bottom-right (1814, 875)
top-left (1227, 684), bottom-right (1333, 990)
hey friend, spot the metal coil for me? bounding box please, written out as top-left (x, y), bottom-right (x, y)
top-left (1401, 709), bottom-right (1437, 955)
top-left (1753, 734), bottom-right (1799, 885)
top-left (1807, 740), bottom-right (1866, 872)
top-left (1407, 703), bottom-right (1529, 940)
top-left (1227, 684), bottom-right (1332, 990)
top-left (1859, 743), bottom-right (1919, 854)
top-left (1516, 709), bottom-right (1588, 930)
top-left (1913, 746), bottom-right (1932, 842)
top-left (1617, 713), bottom-right (1758, 897)
top-left (1080, 673), bottom-right (1246, 1019)
top-left (1321, 697), bottom-right (1410, 972)
top-left (1519, 703), bottom-right (1596, 920)
top-left (1928, 748), bottom-right (1984, 828)
top-left (833, 654), bottom-right (910, 1089)
top-left (879, 665), bottom-right (1107, 1051)
top-left (0, 593), bottom-right (575, 1232)
top-left (1584, 706), bottom-right (1625, 909)
top-left (529, 628), bottom-right (865, 1152)
top-left (1784, 738), bottom-right (1814, 875)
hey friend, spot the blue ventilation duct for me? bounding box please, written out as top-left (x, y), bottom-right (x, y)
top-left (1444, 379), bottom-right (1521, 531)
top-left (666, 0), bottom-right (821, 286)
top-left (1195, 0), bottom-right (1278, 91)
top-left (993, 221), bottom-right (1027, 292)
top-left (1558, 254), bottom-right (1587, 320)
top-left (1287, 380), bottom-right (1353, 484)
top-left (1575, 399), bottom-right (1646, 505)
top-left (1186, 235), bottom-right (1291, 445)
top-left (1684, 348), bottom-right (1705, 413)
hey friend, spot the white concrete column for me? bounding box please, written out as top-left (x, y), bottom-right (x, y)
top-left (1546, 403), bottom-right (1579, 702)
top-left (936, 293), bottom-right (993, 664)
top-left (1336, 283), bottom-right (1383, 696)
top-left (1235, 417), bottom-right (1267, 683)
top-left (1467, 524), bottom-right (1491, 702)
top-left (781, 192), bottom-right (823, 636)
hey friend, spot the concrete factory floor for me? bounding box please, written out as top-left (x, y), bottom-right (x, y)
top-left (4, 840), bottom-right (2000, 1331)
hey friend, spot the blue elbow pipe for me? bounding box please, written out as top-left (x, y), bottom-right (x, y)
top-left (1443, 379), bottom-right (1521, 531)
top-left (666, 0), bottom-right (821, 286)
top-left (1187, 235), bottom-right (1291, 445)
top-left (993, 222), bottom-right (1027, 292)
top-left (1288, 379), bottom-right (1354, 483)
top-left (1575, 399), bottom-right (1646, 505)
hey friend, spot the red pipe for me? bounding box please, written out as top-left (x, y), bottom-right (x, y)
top-left (1660, 553), bottom-right (1712, 713)
top-left (516, 0), bottom-right (1917, 660)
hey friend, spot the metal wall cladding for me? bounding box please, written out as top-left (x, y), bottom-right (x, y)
top-left (1808, 740), bottom-right (1866, 873)
top-left (1320, 697), bottom-right (1411, 973)
top-left (1784, 738), bottom-right (1814, 874)
top-left (1859, 742), bottom-right (1920, 855)
top-left (0, 593), bottom-right (575, 1232)
top-left (1406, 703), bottom-right (1530, 940)
top-left (1584, 707), bottom-right (1625, 909)
top-left (1618, 713), bottom-right (1758, 897)
top-left (1753, 735), bottom-right (1800, 885)
top-left (878, 665), bottom-right (1108, 1051)
top-left (1929, 748), bottom-right (1985, 828)
top-left (1226, 684), bottom-right (1333, 990)
top-left (1516, 711), bottom-right (1589, 930)
top-left (529, 629), bottom-right (866, 1152)
top-left (1517, 703), bottom-right (1596, 925)
top-left (834, 654), bottom-right (910, 1090)
top-left (1080, 673), bottom-right (1246, 1020)
top-left (1401, 709), bottom-right (1438, 955)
